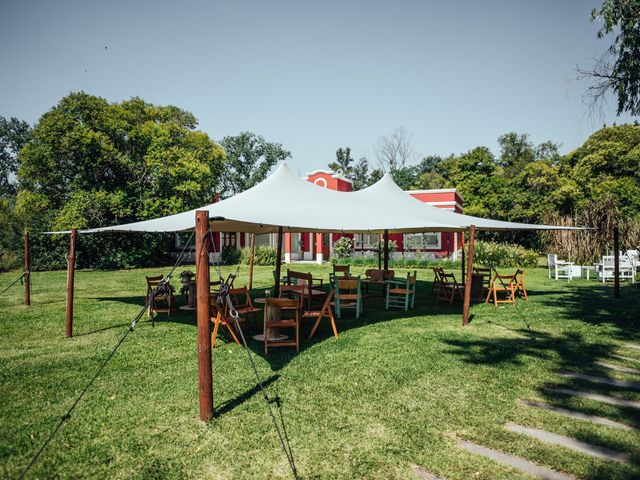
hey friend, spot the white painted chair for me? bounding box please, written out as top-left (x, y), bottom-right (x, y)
top-left (596, 255), bottom-right (636, 283)
top-left (547, 254), bottom-right (574, 280)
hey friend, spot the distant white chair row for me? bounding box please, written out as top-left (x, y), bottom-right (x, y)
top-left (595, 250), bottom-right (638, 283)
top-left (547, 254), bottom-right (575, 280)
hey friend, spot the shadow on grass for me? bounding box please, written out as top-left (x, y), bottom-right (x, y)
top-left (214, 374), bottom-right (280, 418)
top-left (444, 316), bottom-right (640, 475)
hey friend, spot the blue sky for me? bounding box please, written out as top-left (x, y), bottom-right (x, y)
top-left (1, 0), bottom-right (637, 174)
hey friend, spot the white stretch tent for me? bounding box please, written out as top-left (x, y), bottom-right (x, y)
top-left (80, 162), bottom-right (577, 235)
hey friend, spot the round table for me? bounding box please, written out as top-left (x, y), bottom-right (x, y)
top-left (179, 280), bottom-right (197, 311)
top-left (251, 298), bottom-right (288, 341)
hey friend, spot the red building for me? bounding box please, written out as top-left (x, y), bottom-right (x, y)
top-left (283, 170), bottom-right (464, 264)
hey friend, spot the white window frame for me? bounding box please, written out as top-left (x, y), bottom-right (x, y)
top-left (403, 232), bottom-right (441, 250)
top-left (354, 233), bottom-right (377, 249)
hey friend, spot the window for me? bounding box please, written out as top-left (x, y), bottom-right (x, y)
top-left (223, 233), bottom-right (237, 248)
top-left (404, 232), bottom-right (441, 250)
top-left (254, 233), bottom-right (275, 247)
top-left (354, 233), bottom-right (377, 249)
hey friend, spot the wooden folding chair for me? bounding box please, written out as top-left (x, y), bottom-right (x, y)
top-left (264, 298), bottom-right (300, 354)
top-left (473, 267), bottom-right (492, 294)
top-left (229, 286), bottom-right (262, 325)
top-left (333, 264), bottom-right (351, 277)
top-left (146, 275), bottom-right (176, 317)
top-left (210, 300), bottom-right (242, 348)
top-left (431, 267), bottom-right (445, 296)
top-left (305, 289), bottom-right (338, 339)
top-left (514, 269), bottom-right (529, 300)
top-left (485, 273), bottom-right (517, 306)
top-left (436, 272), bottom-right (464, 305)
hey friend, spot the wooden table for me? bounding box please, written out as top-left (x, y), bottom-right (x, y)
top-left (252, 298), bottom-right (288, 342)
top-left (179, 280), bottom-right (197, 311)
top-left (470, 274), bottom-right (486, 302)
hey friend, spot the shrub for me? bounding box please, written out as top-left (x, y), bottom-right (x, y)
top-left (239, 246), bottom-right (279, 266)
top-left (332, 237), bottom-right (354, 259)
top-left (373, 239), bottom-right (398, 255)
top-left (221, 244), bottom-right (241, 265)
top-left (462, 241), bottom-right (538, 268)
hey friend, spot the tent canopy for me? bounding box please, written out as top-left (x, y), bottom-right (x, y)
top-left (78, 162), bottom-right (579, 234)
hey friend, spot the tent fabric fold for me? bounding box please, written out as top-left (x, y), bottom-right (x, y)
top-left (72, 162), bottom-right (579, 235)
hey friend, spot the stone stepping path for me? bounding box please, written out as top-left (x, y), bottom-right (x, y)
top-left (612, 354), bottom-right (640, 364)
top-left (544, 387), bottom-right (640, 409)
top-left (622, 343), bottom-right (640, 351)
top-left (522, 400), bottom-right (635, 431)
top-left (505, 423), bottom-right (629, 463)
top-left (558, 371), bottom-right (640, 390)
top-left (458, 439), bottom-right (574, 480)
top-left (595, 361), bottom-right (640, 375)
top-left (411, 465), bottom-right (442, 480)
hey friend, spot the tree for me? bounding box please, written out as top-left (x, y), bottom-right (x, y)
top-left (559, 124), bottom-right (640, 217)
top-left (580, 0), bottom-right (640, 115)
top-left (497, 132), bottom-right (536, 172)
top-left (374, 127), bottom-right (415, 171)
top-left (0, 116), bottom-right (31, 197)
top-left (328, 147), bottom-right (354, 176)
top-left (16, 92), bottom-right (226, 268)
top-left (350, 157), bottom-right (370, 190)
top-left (220, 132), bottom-right (290, 197)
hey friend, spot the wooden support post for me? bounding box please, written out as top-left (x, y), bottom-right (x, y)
top-left (65, 228), bottom-right (77, 338)
top-left (274, 227), bottom-right (284, 297)
top-left (377, 233), bottom-right (382, 270)
top-left (248, 233), bottom-right (256, 292)
top-left (24, 232), bottom-right (30, 306)
top-left (613, 225), bottom-right (620, 299)
top-left (461, 242), bottom-right (466, 284)
top-left (462, 225), bottom-right (476, 326)
top-left (383, 229), bottom-right (389, 271)
top-left (195, 210), bottom-right (213, 421)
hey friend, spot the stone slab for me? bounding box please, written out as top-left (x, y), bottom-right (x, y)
top-left (522, 400), bottom-right (635, 431)
top-left (594, 361), bottom-right (640, 375)
top-left (559, 371), bottom-right (640, 390)
top-left (506, 422), bottom-right (628, 463)
top-left (458, 439), bottom-right (574, 480)
top-left (545, 387), bottom-right (640, 409)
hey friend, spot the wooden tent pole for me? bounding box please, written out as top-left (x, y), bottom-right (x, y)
top-left (462, 225), bottom-right (476, 326)
top-left (24, 231), bottom-right (30, 306)
top-left (613, 225), bottom-right (620, 299)
top-left (248, 233), bottom-right (256, 292)
top-left (377, 233), bottom-right (382, 270)
top-left (383, 229), bottom-right (389, 271)
top-left (195, 210), bottom-right (213, 420)
top-left (65, 228), bottom-right (77, 338)
top-left (461, 242), bottom-right (466, 284)
top-left (274, 227), bottom-right (284, 297)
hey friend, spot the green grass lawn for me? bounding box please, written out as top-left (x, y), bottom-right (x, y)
top-left (1, 264), bottom-right (639, 479)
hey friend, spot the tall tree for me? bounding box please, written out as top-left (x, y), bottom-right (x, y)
top-left (220, 132), bottom-right (290, 197)
top-left (580, 0), bottom-right (640, 115)
top-left (0, 116), bottom-right (31, 197)
top-left (16, 92), bottom-right (226, 268)
top-left (328, 147), bottom-right (355, 176)
top-left (374, 127), bottom-right (415, 171)
top-left (350, 157), bottom-right (370, 190)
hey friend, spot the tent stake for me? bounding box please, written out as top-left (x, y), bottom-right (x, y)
top-left (65, 228), bottom-right (77, 338)
top-left (613, 225), bottom-right (620, 299)
top-left (462, 225), bottom-right (476, 326)
top-left (248, 233), bottom-right (255, 292)
top-left (274, 227), bottom-right (284, 297)
top-left (195, 210), bottom-right (213, 420)
top-left (383, 229), bottom-right (389, 271)
top-left (24, 231), bottom-right (30, 306)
